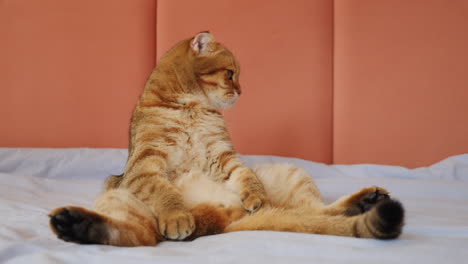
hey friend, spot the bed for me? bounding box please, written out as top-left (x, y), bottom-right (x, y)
top-left (1, 148), bottom-right (467, 264)
top-left (2, 0), bottom-right (468, 263)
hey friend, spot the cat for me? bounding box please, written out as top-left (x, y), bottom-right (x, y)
top-left (49, 32), bottom-right (404, 246)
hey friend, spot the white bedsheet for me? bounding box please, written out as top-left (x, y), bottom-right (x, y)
top-left (0, 148), bottom-right (467, 264)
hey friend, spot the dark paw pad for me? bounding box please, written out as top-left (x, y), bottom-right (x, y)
top-left (49, 207), bottom-right (107, 244)
top-left (357, 189), bottom-right (390, 213)
top-left (344, 187), bottom-right (390, 216)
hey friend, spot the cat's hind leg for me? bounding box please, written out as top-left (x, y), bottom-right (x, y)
top-left (321, 186), bottom-right (390, 216)
top-left (225, 198), bottom-right (404, 239)
top-left (49, 189), bottom-right (161, 246)
top-left (253, 163), bottom-right (324, 209)
top-left (254, 164), bottom-right (391, 217)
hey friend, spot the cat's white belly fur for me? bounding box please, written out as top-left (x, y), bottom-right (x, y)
top-left (173, 163), bottom-right (321, 210)
top-left (173, 170), bottom-right (242, 208)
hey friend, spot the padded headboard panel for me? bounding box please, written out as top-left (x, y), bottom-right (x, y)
top-left (0, 0), bottom-right (156, 148)
top-left (334, 0), bottom-right (468, 167)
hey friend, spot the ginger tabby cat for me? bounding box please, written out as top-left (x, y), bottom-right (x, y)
top-left (49, 32), bottom-right (404, 246)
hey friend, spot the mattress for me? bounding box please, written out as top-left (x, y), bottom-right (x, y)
top-left (0, 148), bottom-right (467, 264)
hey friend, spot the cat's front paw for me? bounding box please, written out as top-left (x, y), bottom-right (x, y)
top-left (158, 209), bottom-right (195, 240)
top-left (240, 191), bottom-right (266, 213)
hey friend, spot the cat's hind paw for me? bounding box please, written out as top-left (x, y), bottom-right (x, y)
top-left (49, 206), bottom-right (108, 244)
top-left (344, 186), bottom-right (390, 216)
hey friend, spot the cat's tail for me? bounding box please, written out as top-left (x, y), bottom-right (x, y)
top-left (184, 204), bottom-right (247, 241)
top-left (225, 199), bottom-right (404, 239)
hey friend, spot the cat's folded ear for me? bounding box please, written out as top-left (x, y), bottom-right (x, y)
top-left (191, 32), bottom-right (215, 56)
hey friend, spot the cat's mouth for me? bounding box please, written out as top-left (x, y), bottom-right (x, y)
top-left (225, 91), bottom-right (239, 97)
top-left (220, 92), bottom-right (239, 108)
top-left (226, 91), bottom-right (239, 101)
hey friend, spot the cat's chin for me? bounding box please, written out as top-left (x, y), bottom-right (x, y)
top-left (211, 102), bottom-right (233, 109)
top-left (216, 97), bottom-right (238, 109)
top-left (208, 94), bottom-right (238, 109)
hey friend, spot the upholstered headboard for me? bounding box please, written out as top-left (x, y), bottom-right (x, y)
top-left (1, 0), bottom-right (467, 168)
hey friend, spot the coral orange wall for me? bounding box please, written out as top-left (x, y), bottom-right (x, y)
top-left (1, 0), bottom-right (468, 167)
top-left (0, 0), bottom-right (156, 148)
top-left (334, 0), bottom-right (468, 167)
top-left (0, 0), bottom-right (334, 163)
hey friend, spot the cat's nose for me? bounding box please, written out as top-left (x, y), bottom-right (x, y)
top-left (234, 83), bottom-right (241, 95)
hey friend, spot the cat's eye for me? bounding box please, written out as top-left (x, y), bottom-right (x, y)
top-left (226, 69), bottom-right (234, 80)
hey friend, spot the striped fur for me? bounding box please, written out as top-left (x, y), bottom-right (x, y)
top-left (49, 33), bottom-right (404, 246)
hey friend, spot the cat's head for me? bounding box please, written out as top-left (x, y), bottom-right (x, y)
top-left (189, 32), bottom-right (241, 109)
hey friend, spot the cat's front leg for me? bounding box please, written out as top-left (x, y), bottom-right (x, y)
top-left (157, 207), bottom-right (195, 240)
top-left (120, 172), bottom-right (195, 240)
top-left (209, 147), bottom-right (267, 212)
